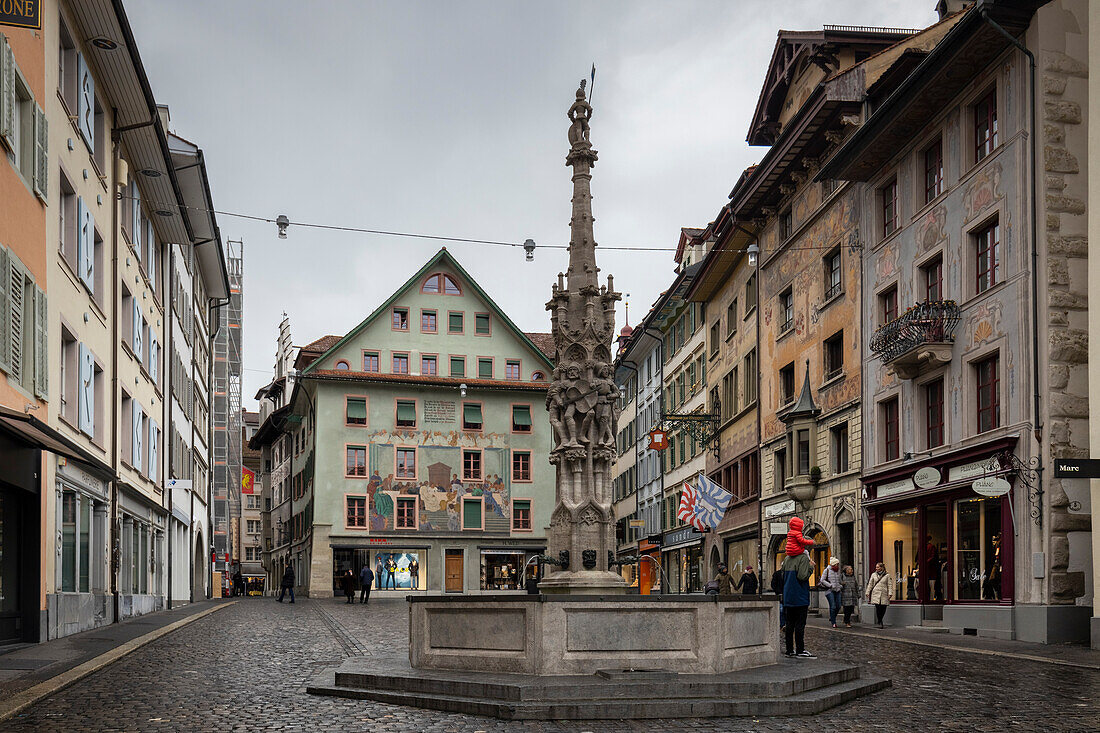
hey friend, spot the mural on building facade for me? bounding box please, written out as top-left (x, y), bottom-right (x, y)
top-left (962, 161), bottom-right (1004, 224)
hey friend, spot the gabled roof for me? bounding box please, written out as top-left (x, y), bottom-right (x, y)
top-left (781, 363), bottom-right (820, 423)
top-left (524, 332), bottom-right (555, 361)
top-left (300, 248), bottom-right (555, 376)
top-left (301, 335), bottom-right (341, 353)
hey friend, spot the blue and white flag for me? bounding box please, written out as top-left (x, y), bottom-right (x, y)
top-left (689, 474), bottom-right (733, 531)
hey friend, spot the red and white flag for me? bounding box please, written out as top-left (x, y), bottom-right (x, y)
top-left (676, 482), bottom-right (708, 532)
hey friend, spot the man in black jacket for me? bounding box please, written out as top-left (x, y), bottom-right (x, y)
top-left (276, 564), bottom-right (295, 603)
top-left (359, 564), bottom-right (374, 604)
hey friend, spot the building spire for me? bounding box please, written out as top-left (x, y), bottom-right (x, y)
top-left (565, 80), bottom-right (599, 293)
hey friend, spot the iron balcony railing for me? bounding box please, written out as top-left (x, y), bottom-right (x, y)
top-left (869, 300), bottom-right (961, 363)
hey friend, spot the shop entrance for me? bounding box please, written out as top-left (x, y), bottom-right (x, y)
top-left (445, 549), bottom-right (463, 592)
top-left (0, 488), bottom-right (24, 644)
top-left (923, 504), bottom-right (948, 620)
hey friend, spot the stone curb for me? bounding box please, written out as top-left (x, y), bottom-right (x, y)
top-left (0, 601), bottom-right (237, 723)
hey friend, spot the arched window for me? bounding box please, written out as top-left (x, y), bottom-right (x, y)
top-left (531, 371), bottom-right (546, 381)
top-left (422, 273), bottom-right (461, 295)
top-left (335, 360), bottom-right (350, 371)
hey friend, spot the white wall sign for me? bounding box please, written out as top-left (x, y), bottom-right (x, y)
top-left (877, 479), bottom-right (912, 499)
top-left (764, 499), bottom-right (796, 518)
top-left (950, 459), bottom-right (990, 482)
top-left (912, 466), bottom-right (942, 490)
top-left (769, 522), bottom-right (788, 536)
top-left (972, 476), bottom-right (1011, 497)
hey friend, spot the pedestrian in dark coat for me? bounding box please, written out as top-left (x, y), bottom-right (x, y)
top-left (341, 569), bottom-right (355, 604)
top-left (713, 564), bottom-right (733, 595)
top-left (359, 565), bottom-right (374, 604)
top-left (277, 564), bottom-right (295, 603)
top-left (735, 566), bottom-right (759, 594)
top-left (840, 565), bottom-right (861, 627)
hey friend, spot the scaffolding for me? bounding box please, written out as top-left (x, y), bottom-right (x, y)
top-left (213, 240), bottom-right (243, 577)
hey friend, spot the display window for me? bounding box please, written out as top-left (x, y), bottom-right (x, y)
top-left (955, 496), bottom-right (1002, 601)
top-left (724, 537), bottom-right (757, 577)
top-left (479, 550), bottom-right (539, 590)
top-left (373, 551), bottom-right (422, 590)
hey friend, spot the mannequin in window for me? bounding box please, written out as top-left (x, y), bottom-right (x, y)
top-left (983, 534), bottom-right (1002, 600)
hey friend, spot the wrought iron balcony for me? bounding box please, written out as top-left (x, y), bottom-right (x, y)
top-left (869, 300), bottom-right (961, 379)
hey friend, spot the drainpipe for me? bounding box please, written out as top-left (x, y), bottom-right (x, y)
top-left (166, 242), bottom-right (173, 609)
top-left (109, 120), bottom-right (122, 625)
top-left (978, 9), bottom-right (1043, 538)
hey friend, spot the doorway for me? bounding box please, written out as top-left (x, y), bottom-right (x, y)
top-left (0, 489), bottom-right (23, 644)
top-left (923, 503), bottom-right (948, 619)
top-left (444, 549), bottom-right (463, 593)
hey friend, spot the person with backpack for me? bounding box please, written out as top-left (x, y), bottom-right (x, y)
top-left (781, 522), bottom-right (816, 658)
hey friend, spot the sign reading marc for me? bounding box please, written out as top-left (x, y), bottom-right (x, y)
top-left (1053, 458), bottom-right (1100, 479)
top-left (1, 0), bottom-right (41, 30)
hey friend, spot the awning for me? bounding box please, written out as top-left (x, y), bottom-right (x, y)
top-left (346, 398), bottom-right (367, 422)
top-left (512, 405), bottom-right (531, 427)
top-left (396, 401), bottom-right (416, 423)
top-left (0, 405), bottom-right (113, 478)
top-left (463, 403), bottom-right (483, 425)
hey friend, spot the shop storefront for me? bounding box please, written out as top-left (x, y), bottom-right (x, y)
top-left (479, 549), bottom-right (542, 591)
top-left (333, 547), bottom-right (427, 591)
top-left (662, 527), bottom-right (705, 594)
top-left (724, 535), bottom-right (758, 576)
top-left (638, 538), bottom-right (661, 594)
top-left (863, 439), bottom-right (1017, 631)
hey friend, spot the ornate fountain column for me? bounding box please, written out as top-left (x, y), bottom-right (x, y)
top-left (540, 81), bottom-right (627, 594)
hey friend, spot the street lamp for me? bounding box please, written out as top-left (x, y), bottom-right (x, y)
top-left (523, 238), bottom-right (536, 262)
top-left (747, 242), bottom-right (760, 267)
top-left (276, 214), bottom-right (289, 239)
top-left (460, 383), bottom-right (467, 397)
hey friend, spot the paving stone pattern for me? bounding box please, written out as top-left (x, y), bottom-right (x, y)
top-left (7, 597), bottom-right (1100, 732)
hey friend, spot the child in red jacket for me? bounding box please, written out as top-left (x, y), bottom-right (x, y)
top-left (785, 516), bottom-right (815, 557)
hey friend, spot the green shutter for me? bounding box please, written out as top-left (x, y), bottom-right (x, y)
top-left (396, 401), bottom-right (416, 423)
top-left (0, 37), bottom-right (13, 146)
top-left (450, 356), bottom-right (465, 377)
top-left (463, 403), bottom-right (482, 425)
top-left (347, 398), bottom-right (366, 421)
top-left (463, 499), bottom-right (482, 529)
top-left (33, 287), bottom-right (47, 399)
top-left (0, 246), bottom-right (9, 375)
top-left (475, 313), bottom-right (490, 334)
top-left (512, 405), bottom-right (531, 426)
top-left (478, 359), bottom-right (492, 379)
top-left (449, 312), bottom-right (463, 332)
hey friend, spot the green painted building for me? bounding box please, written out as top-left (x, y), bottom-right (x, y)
top-left (285, 249), bottom-right (555, 596)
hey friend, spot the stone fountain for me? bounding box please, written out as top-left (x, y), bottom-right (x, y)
top-left (306, 82), bottom-right (888, 719)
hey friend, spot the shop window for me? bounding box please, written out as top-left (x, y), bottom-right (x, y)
top-left (395, 497), bottom-right (417, 529)
top-left (831, 423), bottom-right (849, 474)
top-left (448, 311), bottom-right (464, 333)
top-left (396, 447), bottom-right (416, 479)
top-left (882, 397), bottom-right (900, 462)
top-left (462, 403), bottom-right (483, 431)
top-left (824, 331), bottom-right (843, 381)
top-left (955, 496), bottom-right (1003, 600)
top-left (421, 310), bottom-right (437, 333)
top-left (925, 379), bottom-right (945, 448)
top-left (463, 450), bottom-right (482, 481)
top-left (346, 446), bottom-right (366, 477)
top-left (481, 551), bottom-right (527, 590)
top-left (396, 400), bottom-right (416, 429)
top-left (512, 405), bottom-right (531, 433)
top-left (392, 307), bottom-right (409, 330)
top-left (450, 356), bottom-right (465, 377)
top-left (975, 354), bottom-right (1000, 433)
top-left (362, 351), bottom-right (379, 372)
top-left (505, 359), bottom-right (520, 380)
top-left (392, 353), bottom-right (409, 374)
top-left (475, 313), bottom-right (491, 335)
top-left (923, 256), bottom-right (943, 302)
top-left (975, 220), bottom-right (1000, 294)
top-left (513, 451), bottom-right (531, 482)
top-left (512, 500), bottom-right (532, 531)
top-left (346, 396), bottom-right (367, 426)
top-left (462, 497), bottom-right (483, 530)
top-left (60, 490), bottom-right (91, 593)
top-left (882, 508), bottom-right (919, 601)
top-left (924, 137), bottom-right (943, 203)
top-left (880, 178), bottom-right (898, 238)
top-left (478, 358), bottom-right (493, 379)
top-left (974, 89), bottom-right (997, 162)
top-left (421, 355), bottom-right (437, 375)
top-left (346, 496), bottom-right (367, 528)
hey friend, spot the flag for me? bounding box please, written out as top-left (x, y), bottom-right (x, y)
top-left (676, 482), bottom-right (706, 532)
top-left (692, 474), bottom-right (732, 530)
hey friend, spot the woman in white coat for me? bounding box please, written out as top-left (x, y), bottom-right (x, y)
top-left (866, 561), bottom-right (893, 628)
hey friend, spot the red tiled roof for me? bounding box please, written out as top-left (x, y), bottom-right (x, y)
top-left (525, 332), bottom-right (555, 361)
top-left (309, 370), bottom-right (550, 392)
top-left (300, 335), bottom-right (341, 353)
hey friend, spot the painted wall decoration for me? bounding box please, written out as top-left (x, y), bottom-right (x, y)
top-left (966, 300), bottom-right (1004, 350)
top-left (962, 162), bottom-right (1003, 224)
top-left (915, 204), bottom-right (948, 255)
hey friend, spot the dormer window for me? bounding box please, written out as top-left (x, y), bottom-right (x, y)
top-left (422, 273), bottom-right (461, 295)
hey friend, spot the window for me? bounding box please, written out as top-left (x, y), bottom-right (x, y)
top-left (709, 321), bottom-right (720, 356)
top-left (395, 497), bottom-right (417, 529)
top-left (475, 313), bottom-right (491, 335)
top-left (720, 369), bottom-right (736, 421)
top-left (346, 397), bottom-right (367, 426)
top-left (825, 250), bottom-right (842, 300)
top-left (421, 355), bottom-right (437, 375)
top-left (923, 256), bottom-right (943, 302)
top-left (391, 307), bottom-right (409, 330)
top-left (726, 299), bottom-right (737, 338)
top-left (346, 446), bottom-right (366, 477)
top-left (976, 354), bottom-right (1000, 433)
top-left (831, 423), bottom-right (849, 474)
top-left (974, 90), bottom-right (997, 162)
top-left (512, 452), bottom-right (532, 482)
top-left (463, 450), bottom-right (482, 481)
top-left (975, 220), bottom-right (1000, 294)
top-left (60, 327), bottom-right (78, 425)
top-left (824, 330), bottom-right (843, 380)
top-left (421, 310), bottom-right (437, 332)
top-left (512, 404), bottom-right (532, 433)
top-left (745, 273), bottom-right (757, 312)
top-left (362, 351), bottom-right (379, 372)
top-left (422, 273), bottom-right (461, 294)
top-left (955, 496), bottom-right (1002, 600)
top-left (396, 400), bottom-right (416, 429)
top-left (462, 497), bottom-right (483, 530)
top-left (882, 398), bottom-right (900, 461)
top-left (60, 490), bottom-right (91, 593)
top-left (881, 178), bottom-right (898, 238)
top-left (531, 370), bottom-right (545, 381)
top-left (796, 429), bottom-right (810, 475)
top-left (346, 496), bottom-right (367, 528)
top-left (512, 499), bottom-right (532, 530)
top-left (780, 209), bottom-right (792, 240)
top-left (448, 311), bottom-right (464, 333)
top-left (505, 360), bottom-right (520, 380)
top-left (335, 360), bottom-right (350, 371)
top-left (925, 379), bottom-right (945, 448)
top-left (478, 358), bottom-right (493, 379)
top-left (881, 286), bottom-right (898, 325)
top-left (392, 353), bottom-right (409, 374)
top-left (924, 138), bottom-right (943, 203)
top-left (779, 289), bottom-right (793, 333)
top-left (247, 520), bottom-right (261, 534)
top-left (779, 362), bottom-right (795, 405)
top-left (396, 448), bottom-right (416, 479)
top-left (450, 356), bottom-right (465, 377)
top-left (462, 403), bottom-right (483, 431)
top-left (744, 349), bottom-right (757, 405)
top-left (774, 448), bottom-right (787, 492)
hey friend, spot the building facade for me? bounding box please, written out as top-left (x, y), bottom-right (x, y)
top-left (212, 239), bottom-right (242, 590)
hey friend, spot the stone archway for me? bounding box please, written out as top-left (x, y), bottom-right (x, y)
top-left (709, 546), bottom-right (722, 576)
top-left (193, 532), bottom-right (205, 601)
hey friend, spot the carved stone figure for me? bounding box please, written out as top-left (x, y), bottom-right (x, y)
top-left (567, 81), bottom-right (592, 145)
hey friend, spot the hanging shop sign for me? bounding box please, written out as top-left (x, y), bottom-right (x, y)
top-left (1, 0), bottom-right (41, 30)
top-left (647, 429), bottom-right (668, 451)
top-left (629, 519), bottom-right (646, 528)
top-left (972, 476), bottom-right (1011, 497)
top-left (912, 466), bottom-right (942, 489)
top-left (1053, 458), bottom-right (1100, 479)
top-left (764, 499), bottom-right (796, 519)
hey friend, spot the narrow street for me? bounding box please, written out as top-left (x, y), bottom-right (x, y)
top-left (6, 598), bottom-right (1099, 732)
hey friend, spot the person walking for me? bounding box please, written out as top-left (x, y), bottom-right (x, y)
top-left (385, 555), bottom-right (398, 590)
top-left (341, 569), bottom-right (355, 604)
top-left (713, 564), bottom-right (733, 595)
top-left (781, 545), bottom-right (815, 658)
top-left (867, 561), bottom-right (893, 628)
top-left (735, 565), bottom-right (759, 595)
top-left (233, 570), bottom-right (244, 597)
top-left (359, 564), bottom-right (374, 604)
top-left (840, 565), bottom-right (860, 627)
top-left (276, 564), bottom-right (295, 603)
top-left (820, 557), bottom-right (844, 628)
top-left (409, 558), bottom-right (420, 589)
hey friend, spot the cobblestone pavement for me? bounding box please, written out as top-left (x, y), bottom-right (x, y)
top-left (7, 597), bottom-right (1100, 732)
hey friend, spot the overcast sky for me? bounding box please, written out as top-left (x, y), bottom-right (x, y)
top-left (125, 1), bottom-right (938, 408)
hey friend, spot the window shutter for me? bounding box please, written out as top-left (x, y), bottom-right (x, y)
top-left (78, 343), bottom-right (94, 436)
top-left (463, 403), bottom-right (482, 425)
top-left (512, 405), bottom-right (531, 427)
top-left (131, 182), bottom-right (141, 253)
top-left (8, 254), bottom-right (24, 384)
top-left (148, 421), bottom-right (158, 482)
top-left (463, 499), bottom-right (481, 530)
top-left (132, 299), bottom-right (142, 357)
top-left (77, 197), bottom-right (94, 293)
top-left (133, 403), bottom-right (143, 472)
top-left (32, 103), bottom-right (47, 200)
top-left (0, 246), bottom-right (9, 375)
top-left (76, 52), bottom-right (94, 153)
top-left (149, 336), bottom-right (158, 384)
top-left (0, 36), bottom-right (13, 146)
top-left (33, 287), bottom-right (47, 399)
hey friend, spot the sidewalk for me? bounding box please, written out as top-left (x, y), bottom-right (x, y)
top-left (805, 613), bottom-right (1100, 669)
top-left (0, 599), bottom-right (235, 721)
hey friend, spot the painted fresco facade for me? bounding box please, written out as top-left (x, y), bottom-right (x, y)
top-left (282, 249), bottom-right (554, 596)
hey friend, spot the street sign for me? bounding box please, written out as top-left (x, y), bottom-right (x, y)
top-left (167, 479), bottom-right (193, 490)
top-left (629, 519), bottom-right (646, 528)
top-left (972, 476), bottom-right (1011, 497)
top-left (647, 429), bottom-right (668, 451)
top-left (1053, 458), bottom-right (1100, 478)
top-left (1, 1), bottom-right (41, 30)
